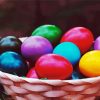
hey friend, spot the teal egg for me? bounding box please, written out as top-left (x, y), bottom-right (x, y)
top-left (53, 42), bottom-right (81, 65)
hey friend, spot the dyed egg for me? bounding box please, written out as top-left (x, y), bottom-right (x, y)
top-left (94, 36), bottom-right (100, 50)
top-left (53, 42), bottom-right (81, 65)
top-left (0, 36), bottom-right (22, 54)
top-left (27, 68), bottom-right (39, 79)
top-left (71, 71), bottom-right (86, 80)
top-left (61, 27), bottom-right (94, 54)
top-left (32, 25), bottom-right (62, 46)
top-left (19, 37), bottom-right (28, 42)
top-left (35, 54), bottom-right (73, 80)
top-left (21, 36), bottom-right (53, 62)
top-left (79, 50), bottom-right (100, 77)
top-left (0, 51), bottom-right (28, 76)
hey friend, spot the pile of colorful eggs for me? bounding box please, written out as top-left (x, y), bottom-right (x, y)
top-left (0, 25), bottom-right (100, 80)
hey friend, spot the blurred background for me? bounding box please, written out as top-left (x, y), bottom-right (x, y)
top-left (0, 0), bottom-right (100, 38)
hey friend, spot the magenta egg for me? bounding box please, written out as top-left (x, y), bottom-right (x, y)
top-left (94, 36), bottom-right (100, 50)
top-left (21, 36), bottom-right (53, 62)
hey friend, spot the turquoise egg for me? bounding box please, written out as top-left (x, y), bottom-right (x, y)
top-left (53, 42), bottom-right (81, 65)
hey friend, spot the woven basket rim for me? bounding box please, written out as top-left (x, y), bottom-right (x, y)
top-left (0, 71), bottom-right (100, 84)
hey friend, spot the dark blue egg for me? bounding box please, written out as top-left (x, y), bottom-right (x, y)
top-left (72, 71), bottom-right (86, 80)
top-left (0, 51), bottom-right (28, 76)
top-left (0, 36), bottom-right (22, 54)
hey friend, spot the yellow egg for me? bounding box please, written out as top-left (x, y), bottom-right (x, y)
top-left (79, 50), bottom-right (100, 77)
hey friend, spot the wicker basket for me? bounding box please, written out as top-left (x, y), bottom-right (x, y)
top-left (0, 71), bottom-right (100, 100)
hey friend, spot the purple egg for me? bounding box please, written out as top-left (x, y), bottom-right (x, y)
top-left (21, 36), bottom-right (53, 62)
top-left (94, 36), bottom-right (100, 50)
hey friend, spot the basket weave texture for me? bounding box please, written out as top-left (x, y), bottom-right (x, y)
top-left (0, 71), bottom-right (100, 100)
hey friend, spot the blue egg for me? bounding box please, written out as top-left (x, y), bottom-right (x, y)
top-left (53, 42), bottom-right (81, 65)
top-left (0, 51), bottom-right (28, 76)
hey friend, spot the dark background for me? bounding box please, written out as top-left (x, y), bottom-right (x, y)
top-left (0, 0), bottom-right (100, 38)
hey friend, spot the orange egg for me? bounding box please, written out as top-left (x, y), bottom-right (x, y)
top-left (79, 50), bottom-right (100, 77)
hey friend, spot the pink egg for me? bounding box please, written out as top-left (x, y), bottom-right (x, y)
top-left (26, 68), bottom-right (39, 79)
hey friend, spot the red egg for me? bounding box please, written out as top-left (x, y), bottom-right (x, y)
top-left (35, 54), bottom-right (73, 80)
top-left (27, 68), bottom-right (39, 79)
top-left (61, 27), bottom-right (94, 54)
